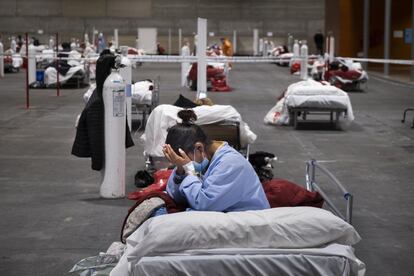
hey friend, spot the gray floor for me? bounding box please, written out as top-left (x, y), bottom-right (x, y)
top-left (0, 63), bottom-right (413, 276)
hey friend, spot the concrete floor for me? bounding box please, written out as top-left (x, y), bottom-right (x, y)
top-left (0, 63), bottom-right (413, 276)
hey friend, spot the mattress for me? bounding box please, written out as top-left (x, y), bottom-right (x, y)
top-left (286, 85), bottom-right (350, 110)
top-left (132, 244), bottom-right (365, 276)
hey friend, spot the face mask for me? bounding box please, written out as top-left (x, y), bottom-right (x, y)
top-left (193, 149), bottom-right (209, 173)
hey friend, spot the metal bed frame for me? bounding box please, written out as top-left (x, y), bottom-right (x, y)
top-left (288, 107), bottom-right (347, 129)
top-left (306, 159), bottom-right (353, 224)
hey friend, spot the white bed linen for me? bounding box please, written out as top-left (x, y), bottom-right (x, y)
top-left (264, 79), bottom-right (354, 125)
top-left (44, 65), bottom-right (84, 85)
top-left (208, 62), bottom-right (225, 69)
top-left (141, 104), bottom-right (257, 157)
top-left (12, 54), bottom-right (23, 68)
top-left (132, 244), bottom-right (365, 276)
top-left (110, 207), bottom-right (361, 276)
top-left (131, 81), bottom-right (153, 105)
top-left (67, 50), bottom-right (82, 67)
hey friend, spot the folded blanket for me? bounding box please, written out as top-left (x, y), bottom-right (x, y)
top-left (263, 178), bottom-right (324, 208)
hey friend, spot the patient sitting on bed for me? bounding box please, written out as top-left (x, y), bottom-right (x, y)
top-left (153, 109), bottom-right (270, 216)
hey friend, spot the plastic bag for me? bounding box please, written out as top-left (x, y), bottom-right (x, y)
top-left (68, 242), bottom-right (125, 276)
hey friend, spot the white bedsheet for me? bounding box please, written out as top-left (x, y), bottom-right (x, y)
top-left (12, 54), bottom-right (23, 68)
top-left (141, 104), bottom-right (257, 157)
top-left (133, 244), bottom-right (365, 276)
top-left (131, 81), bottom-right (153, 105)
top-left (44, 65), bottom-right (84, 85)
top-left (110, 207), bottom-right (362, 276)
top-left (4, 50), bottom-right (23, 68)
top-left (264, 79), bottom-right (354, 125)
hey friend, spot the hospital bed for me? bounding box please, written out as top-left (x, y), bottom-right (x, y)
top-left (142, 104), bottom-right (257, 171)
top-left (145, 119), bottom-right (250, 171)
top-left (34, 49), bottom-right (89, 88)
top-left (110, 159), bottom-right (365, 276)
top-left (264, 79), bottom-right (355, 129)
top-left (3, 50), bottom-right (23, 73)
top-left (131, 78), bottom-right (160, 128)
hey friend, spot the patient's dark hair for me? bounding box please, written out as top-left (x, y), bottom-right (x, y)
top-left (165, 109), bottom-right (211, 154)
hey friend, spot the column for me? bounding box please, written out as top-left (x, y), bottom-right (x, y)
top-left (233, 30), bottom-right (237, 55)
top-left (411, 0), bottom-right (414, 81)
top-left (178, 28), bottom-right (182, 54)
top-left (253, 29), bottom-right (259, 56)
top-left (384, 0), bottom-right (391, 76)
top-left (363, 0), bottom-right (370, 69)
top-left (168, 28), bottom-right (172, 55)
top-left (197, 18), bottom-right (207, 99)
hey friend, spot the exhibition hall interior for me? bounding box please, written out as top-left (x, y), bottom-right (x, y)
top-left (0, 0), bottom-right (413, 275)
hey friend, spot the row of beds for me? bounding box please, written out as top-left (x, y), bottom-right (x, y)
top-left (103, 78), bottom-right (365, 275)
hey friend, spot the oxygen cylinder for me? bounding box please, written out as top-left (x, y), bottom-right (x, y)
top-left (100, 67), bottom-right (126, 198)
top-left (10, 37), bottom-right (17, 53)
top-left (114, 29), bottom-right (119, 49)
top-left (293, 39), bottom-right (300, 58)
top-left (287, 34), bottom-right (293, 53)
top-left (329, 36), bottom-right (335, 63)
top-left (28, 45), bottom-right (36, 85)
top-left (49, 37), bottom-right (54, 49)
top-left (300, 40), bottom-right (308, 80)
top-left (84, 33), bottom-right (90, 47)
top-left (259, 38), bottom-right (264, 55)
top-left (97, 33), bottom-right (106, 53)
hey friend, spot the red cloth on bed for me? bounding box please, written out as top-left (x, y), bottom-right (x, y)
top-left (263, 178), bottom-right (324, 208)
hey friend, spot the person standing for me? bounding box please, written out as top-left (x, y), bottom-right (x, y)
top-left (313, 30), bottom-right (324, 55)
top-left (181, 40), bottom-right (191, 87)
top-left (220, 37), bottom-right (233, 56)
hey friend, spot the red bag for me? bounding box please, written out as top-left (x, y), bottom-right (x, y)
top-left (128, 169), bottom-right (173, 200)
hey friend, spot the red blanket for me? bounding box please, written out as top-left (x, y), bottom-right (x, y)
top-left (263, 178), bottom-right (324, 208)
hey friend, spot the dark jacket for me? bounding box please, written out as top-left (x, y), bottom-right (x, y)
top-left (71, 54), bottom-right (134, 171)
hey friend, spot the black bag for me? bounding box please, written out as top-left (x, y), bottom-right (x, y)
top-left (248, 151), bottom-right (277, 182)
top-left (173, 94), bottom-right (198, 108)
top-left (134, 170), bottom-right (155, 188)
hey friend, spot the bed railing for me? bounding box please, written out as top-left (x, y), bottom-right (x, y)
top-left (305, 159), bottom-right (353, 224)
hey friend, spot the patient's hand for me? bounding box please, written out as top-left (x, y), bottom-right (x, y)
top-left (163, 144), bottom-right (191, 170)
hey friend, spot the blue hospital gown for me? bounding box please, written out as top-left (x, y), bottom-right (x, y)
top-left (166, 142), bottom-right (270, 212)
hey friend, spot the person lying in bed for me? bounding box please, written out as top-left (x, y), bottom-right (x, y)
top-left (154, 109), bottom-right (270, 216)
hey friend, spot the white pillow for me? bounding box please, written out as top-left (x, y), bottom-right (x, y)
top-left (122, 207), bottom-right (361, 264)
